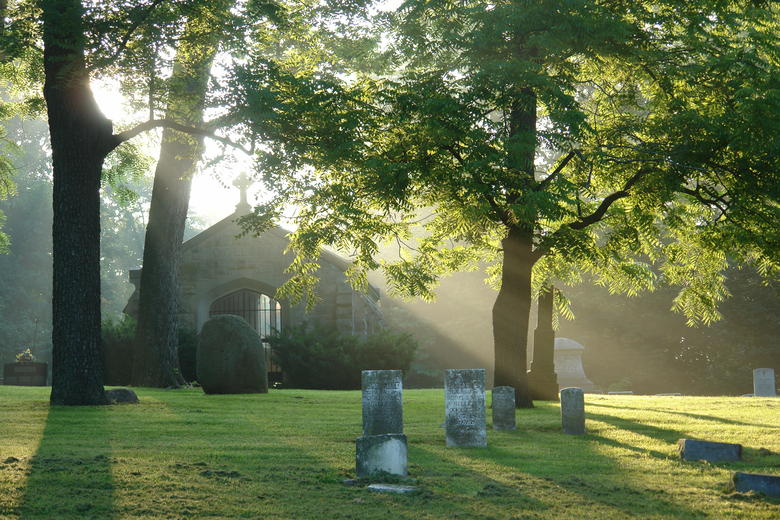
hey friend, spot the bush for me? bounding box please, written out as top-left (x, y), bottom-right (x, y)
top-left (102, 316), bottom-right (201, 385)
top-left (267, 323), bottom-right (418, 390)
top-left (197, 315), bottom-right (268, 394)
top-left (178, 327), bottom-right (198, 383)
top-left (102, 316), bottom-right (136, 385)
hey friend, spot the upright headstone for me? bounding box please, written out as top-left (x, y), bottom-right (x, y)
top-left (560, 387), bottom-right (585, 435)
top-left (491, 386), bottom-right (516, 430)
top-left (362, 370), bottom-right (403, 435)
top-left (356, 370), bottom-right (407, 478)
top-left (445, 369), bottom-right (487, 447)
top-left (753, 368), bottom-right (776, 397)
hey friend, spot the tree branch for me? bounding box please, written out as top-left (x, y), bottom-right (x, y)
top-left (536, 150), bottom-right (579, 191)
top-left (442, 144), bottom-right (513, 227)
top-left (90, 0), bottom-right (167, 71)
top-left (568, 168), bottom-right (648, 230)
top-left (110, 118), bottom-right (251, 154)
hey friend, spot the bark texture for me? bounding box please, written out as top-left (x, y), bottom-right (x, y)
top-left (492, 87), bottom-right (538, 408)
top-left (492, 227), bottom-right (535, 408)
top-left (131, 14), bottom-right (220, 387)
top-left (42, 0), bottom-right (109, 405)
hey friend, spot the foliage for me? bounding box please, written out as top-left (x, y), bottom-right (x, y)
top-left (177, 327), bottom-right (198, 383)
top-left (14, 348), bottom-right (34, 362)
top-left (231, 1), bottom-right (780, 321)
top-left (2, 387), bottom-right (780, 518)
top-left (268, 323), bottom-right (417, 389)
top-left (101, 315), bottom-right (200, 385)
top-left (101, 316), bottom-right (136, 386)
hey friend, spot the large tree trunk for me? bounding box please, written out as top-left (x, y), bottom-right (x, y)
top-left (42, 0), bottom-right (110, 405)
top-left (492, 85), bottom-right (538, 408)
top-left (493, 226), bottom-right (535, 408)
top-left (131, 17), bottom-right (219, 387)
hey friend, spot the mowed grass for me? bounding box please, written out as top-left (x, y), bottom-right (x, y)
top-left (0, 387), bottom-right (779, 519)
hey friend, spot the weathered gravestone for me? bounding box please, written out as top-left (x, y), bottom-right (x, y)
top-left (362, 370), bottom-right (403, 435)
top-left (356, 434), bottom-right (408, 478)
top-left (732, 472), bottom-right (780, 497)
top-left (560, 387), bottom-right (585, 435)
top-left (492, 386), bottom-right (516, 430)
top-left (197, 315), bottom-right (268, 394)
top-left (356, 370), bottom-right (407, 478)
top-left (753, 368), bottom-right (776, 397)
top-left (678, 439), bottom-right (742, 462)
top-left (445, 369), bottom-right (487, 447)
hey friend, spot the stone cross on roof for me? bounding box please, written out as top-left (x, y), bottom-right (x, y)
top-left (233, 172), bottom-right (251, 214)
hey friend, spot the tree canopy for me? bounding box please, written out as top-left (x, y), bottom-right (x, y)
top-left (231, 0), bottom-right (780, 403)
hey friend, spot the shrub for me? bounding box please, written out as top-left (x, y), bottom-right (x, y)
top-left (102, 316), bottom-right (201, 385)
top-left (197, 315), bottom-right (268, 394)
top-left (102, 316), bottom-right (136, 385)
top-left (177, 327), bottom-right (198, 382)
top-left (267, 323), bottom-right (418, 390)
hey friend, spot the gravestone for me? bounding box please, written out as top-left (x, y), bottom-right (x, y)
top-left (491, 386), bottom-right (516, 430)
top-left (560, 387), bottom-right (585, 435)
top-left (555, 338), bottom-right (598, 392)
top-left (753, 368), bottom-right (776, 397)
top-left (445, 369), bottom-right (487, 447)
top-left (362, 370), bottom-right (403, 436)
top-left (678, 439), bottom-right (742, 462)
top-left (732, 472), bottom-right (780, 497)
top-left (355, 434), bottom-right (408, 478)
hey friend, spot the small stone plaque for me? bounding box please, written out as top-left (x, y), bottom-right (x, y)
top-left (560, 387), bottom-right (585, 435)
top-left (355, 434), bottom-right (408, 478)
top-left (753, 368), bottom-right (776, 397)
top-left (367, 484), bottom-right (418, 494)
top-left (362, 370), bottom-right (403, 436)
top-left (445, 369), bottom-right (487, 447)
top-left (491, 386), bottom-right (516, 430)
top-left (732, 472), bottom-right (780, 497)
top-left (678, 439), bottom-right (742, 462)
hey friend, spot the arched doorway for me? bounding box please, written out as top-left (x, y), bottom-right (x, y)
top-left (209, 289), bottom-right (283, 382)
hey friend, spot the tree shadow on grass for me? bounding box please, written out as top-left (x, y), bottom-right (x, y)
top-left (19, 405), bottom-right (115, 520)
top-left (452, 436), bottom-right (708, 519)
top-left (588, 402), bottom-right (779, 429)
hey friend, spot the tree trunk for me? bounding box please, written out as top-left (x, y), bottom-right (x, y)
top-left (493, 226), bottom-right (535, 408)
top-left (42, 0), bottom-right (110, 405)
top-left (131, 16), bottom-right (220, 387)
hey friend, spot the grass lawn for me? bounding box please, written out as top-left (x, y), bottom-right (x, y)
top-left (0, 387), bottom-right (779, 519)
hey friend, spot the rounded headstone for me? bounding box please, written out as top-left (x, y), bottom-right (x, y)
top-left (197, 315), bottom-right (268, 394)
top-left (560, 387), bottom-right (585, 435)
top-left (491, 386), bottom-right (516, 430)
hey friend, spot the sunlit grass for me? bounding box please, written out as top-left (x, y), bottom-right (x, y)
top-left (0, 388), bottom-right (778, 519)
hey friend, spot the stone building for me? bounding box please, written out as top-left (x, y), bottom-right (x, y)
top-left (124, 181), bottom-right (383, 378)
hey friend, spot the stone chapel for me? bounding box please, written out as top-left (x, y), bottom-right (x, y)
top-left (124, 176), bottom-right (384, 369)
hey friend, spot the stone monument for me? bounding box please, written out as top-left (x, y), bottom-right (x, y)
top-left (528, 287), bottom-right (559, 401)
top-left (362, 370), bottom-right (403, 435)
top-left (356, 370), bottom-right (408, 478)
top-left (555, 338), bottom-right (598, 392)
top-left (491, 386), bottom-right (516, 430)
top-left (445, 369), bottom-right (487, 447)
top-left (560, 387), bottom-right (585, 435)
top-left (753, 368), bottom-right (776, 397)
